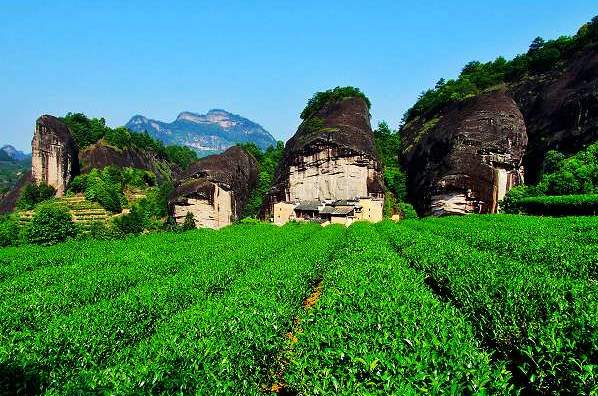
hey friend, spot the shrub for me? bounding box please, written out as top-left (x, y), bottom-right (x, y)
top-left (398, 202), bottom-right (418, 219)
top-left (25, 202), bottom-right (77, 245)
top-left (16, 183), bottom-right (56, 210)
top-left (516, 194), bottom-right (598, 216)
top-left (84, 168), bottom-right (125, 213)
top-left (0, 215), bottom-right (20, 247)
top-left (113, 205), bottom-right (145, 235)
top-left (181, 212), bottom-right (196, 231)
top-left (68, 175), bottom-right (88, 193)
top-left (88, 221), bottom-right (119, 241)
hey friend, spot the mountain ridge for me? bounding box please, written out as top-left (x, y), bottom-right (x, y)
top-left (125, 109), bottom-right (276, 156)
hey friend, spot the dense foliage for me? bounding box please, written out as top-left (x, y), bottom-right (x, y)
top-left (23, 201), bottom-right (77, 245)
top-left (0, 215), bottom-right (19, 247)
top-left (1, 216), bottom-right (595, 394)
top-left (502, 139), bottom-right (598, 214)
top-left (507, 194), bottom-right (598, 216)
top-left (238, 141), bottom-right (285, 218)
top-left (372, 122), bottom-right (415, 218)
top-left (403, 16), bottom-right (598, 123)
top-left (62, 113), bottom-right (197, 169)
top-left (16, 183), bottom-right (56, 210)
top-left (300, 86), bottom-right (371, 120)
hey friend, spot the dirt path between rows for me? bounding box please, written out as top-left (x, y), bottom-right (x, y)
top-left (269, 279), bottom-right (323, 394)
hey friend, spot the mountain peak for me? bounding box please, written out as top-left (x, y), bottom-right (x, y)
top-left (0, 145), bottom-right (29, 161)
top-left (126, 110), bottom-right (276, 156)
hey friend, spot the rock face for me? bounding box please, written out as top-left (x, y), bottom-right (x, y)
top-left (266, 97), bottom-right (384, 215)
top-left (509, 45), bottom-right (598, 183)
top-left (169, 146), bottom-right (258, 229)
top-left (402, 90), bottom-right (527, 216)
top-left (79, 142), bottom-right (177, 180)
top-left (0, 171), bottom-right (32, 214)
top-left (126, 109), bottom-right (276, 156)
top-left (31, 115), bottom-right (79, 196)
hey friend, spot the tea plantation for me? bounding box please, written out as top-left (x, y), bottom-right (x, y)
top-left (0, 216), bottom-right (596, 394)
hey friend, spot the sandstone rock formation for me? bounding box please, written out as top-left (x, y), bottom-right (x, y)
top-left (509, 45), bottom-right (598, 183)
top-left (31, 115), bottom-right (79, 196)
top-left (266, 96), bottom-right (384, 216)
top-left (402, 90), bottom-right (528, 216)
top-left (79, 142), bottom-right (177, 181)
top-left (169, 146), bottom-right (258, 229)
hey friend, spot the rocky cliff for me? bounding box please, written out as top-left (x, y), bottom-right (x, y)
top-left (402, 90), bottom-right (527, 215)
top-left (79, 142), bottom-right (177, 180)
top-left (0, 171), bottom-right (32, 214)
top-left (266, 96), bottom-right (384, 215)
top-left (31, 115), bottom-right (79, 196)
top-left (402, 43), bottom-right (598, 215)
top-left (169, 146), bottom-right (258, 229)
top-left (126, 109), bottom-right (276, 156)
top-left (508, 45), bottom-right (598, 183)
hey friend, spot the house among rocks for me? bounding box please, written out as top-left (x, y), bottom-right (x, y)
top-left (169, 146), bottom-right (258, 229)
top-left (265, 91), bottom-right (385, 225)
top-left (273, 197), bottom-right (383, 226)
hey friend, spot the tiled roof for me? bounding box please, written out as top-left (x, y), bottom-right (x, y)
top-left (295, 201), bottom-right (321, 211)
top-left (330, 206), bottom-right (355, 215)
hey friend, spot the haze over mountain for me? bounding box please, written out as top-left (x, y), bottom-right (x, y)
top-left (125, 109), bottom-right (277, 156)
top-left (0, 145), bottom-right (30, 162)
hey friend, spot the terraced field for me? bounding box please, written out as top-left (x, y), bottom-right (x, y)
top-left (0, 215), bottom-right (596, 394)
top-left (18, 195), bottom-right (113, 234)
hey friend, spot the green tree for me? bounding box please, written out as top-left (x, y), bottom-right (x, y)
top-left (181, 211), bottom-right (196, 231)
top-left (16, 183), bottom-right (56, 210)
top-left (301, 86), bottom-right (371, 120)
top-left (25, 202), bottom-right (77, 245)
top-left (164, 145), bottom-right (198, 170)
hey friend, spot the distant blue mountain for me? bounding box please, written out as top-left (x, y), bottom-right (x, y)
top-left (1, 145), bottom-right (30, 162)
top-left (125, 109), bottom-right (276, 156)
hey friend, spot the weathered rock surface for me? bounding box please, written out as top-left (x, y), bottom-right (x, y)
top-left (79, 142), bottom-right (177, 180)
top-left (402, 44), bottom-right (598, 216)
top-left (0, 171), bottom-right (32, 214)
top-left (31, 115), bottom-right (79, 196)
top-left (169, 146), bottom-right (258, 228)
top-left (266, 97), bottom-right (384, 216)
top-left (402, 90), bottom-right (528, 216)
top-left (509, 45), bottom-right (598, 183)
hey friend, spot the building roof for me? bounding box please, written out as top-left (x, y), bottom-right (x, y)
top-left (295, 201), bottom-right (321, 211)
top-left (329, 206), bottom-right (355, 216)
top-left (319, 206), bottom-right (334, 214)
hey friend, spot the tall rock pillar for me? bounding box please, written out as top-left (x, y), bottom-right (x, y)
top-left (31, 115), bottom-right (79, 196)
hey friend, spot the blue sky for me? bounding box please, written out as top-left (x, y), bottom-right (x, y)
top-left (1, 1), bottom-right (596, 152)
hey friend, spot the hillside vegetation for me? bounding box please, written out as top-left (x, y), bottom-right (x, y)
top-left (0, 216), bottom-right (595, 394)
top-left (402, 16), bottom-right (598, 124)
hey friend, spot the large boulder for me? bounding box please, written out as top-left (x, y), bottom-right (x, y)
top-left (402, 90), bottom-right (528, 216)
top-left (266, 96), bottom-right (384, 216)
top-left (31, 115), bottom-right (79, 196)
top-left (169, 146), bottom-right (258, 229)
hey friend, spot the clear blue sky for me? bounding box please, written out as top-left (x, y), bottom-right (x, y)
top-left (1, 1), bottom-right (596, 152)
